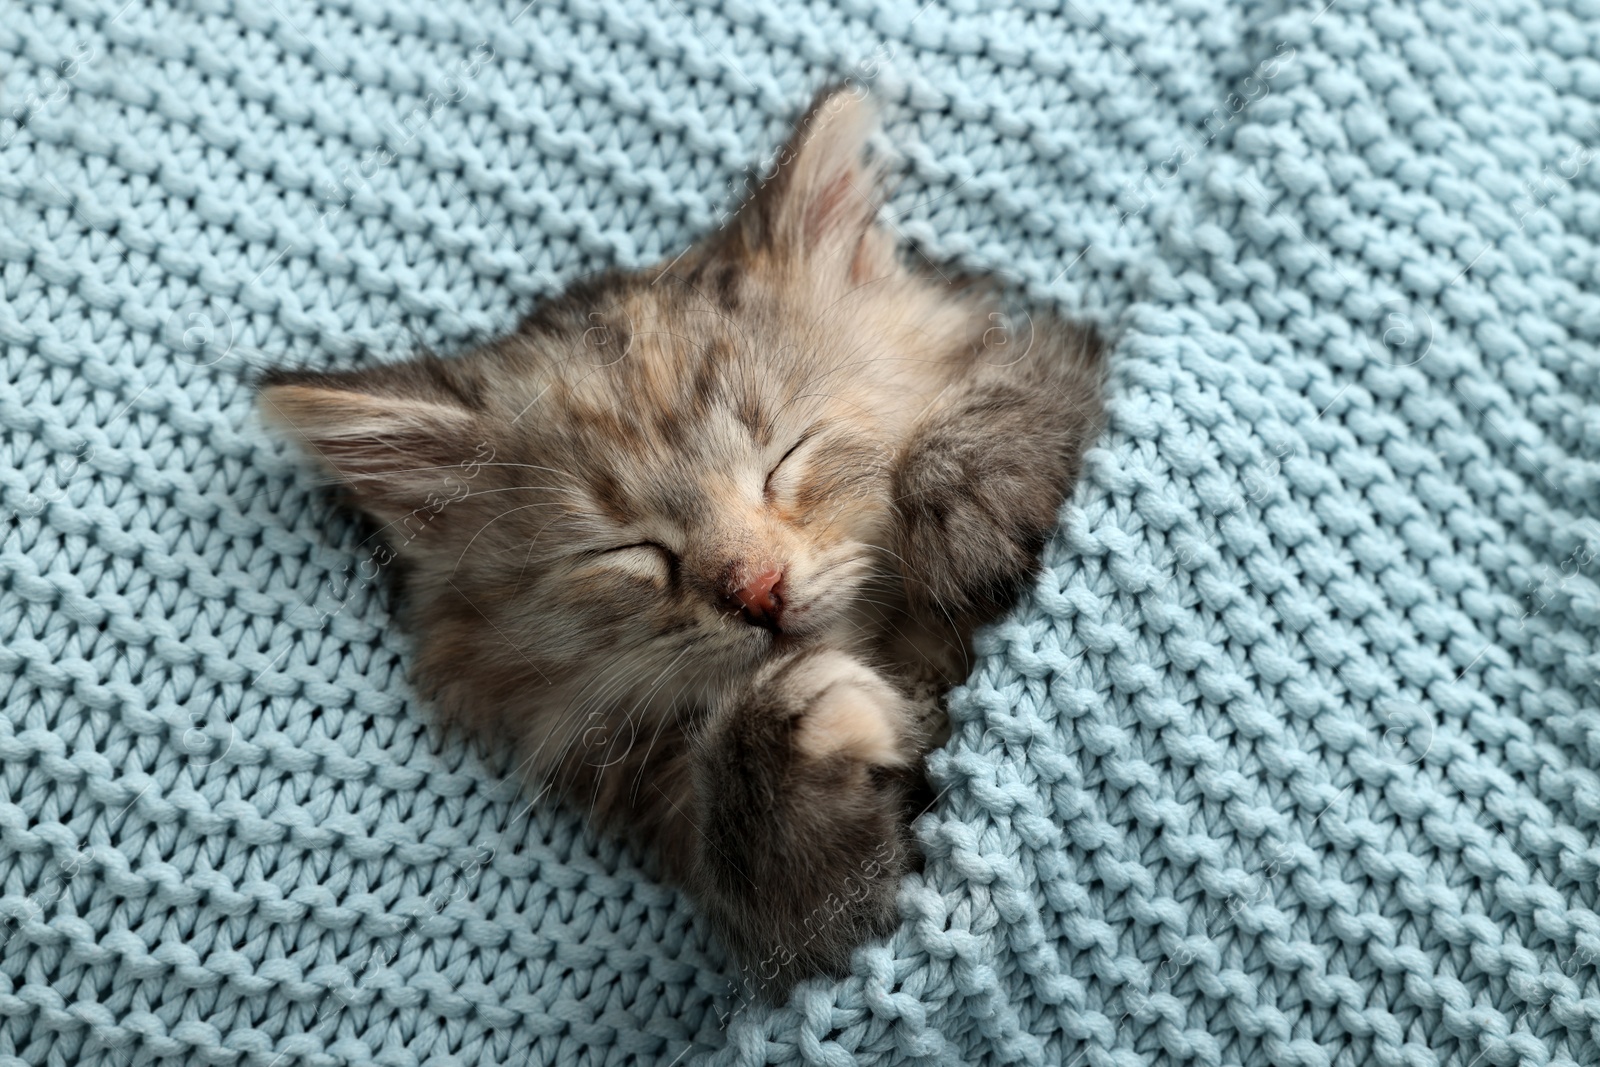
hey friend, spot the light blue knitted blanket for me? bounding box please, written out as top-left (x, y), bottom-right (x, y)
top-left (5, 0), bottom-right (1600, 1063)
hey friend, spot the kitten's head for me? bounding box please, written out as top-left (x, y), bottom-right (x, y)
top-left (258, 87), bottom-right (996, 729)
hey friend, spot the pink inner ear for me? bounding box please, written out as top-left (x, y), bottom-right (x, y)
top-left (806, 169), bottom-right (860, 246)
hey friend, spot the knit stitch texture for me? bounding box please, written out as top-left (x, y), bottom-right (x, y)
top-left (4, 0), bottom-right (1600, 1063)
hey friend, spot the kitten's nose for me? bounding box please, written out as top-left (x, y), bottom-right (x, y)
top-left (728, 567), bottom-right (784, 630)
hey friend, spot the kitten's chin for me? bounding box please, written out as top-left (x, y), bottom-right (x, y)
top-left (767, 631), bottom-right (808, 657)
top-left (762, 614), bottom-right (847, 660)
top-left (729, 622), bottom-right (808, 664)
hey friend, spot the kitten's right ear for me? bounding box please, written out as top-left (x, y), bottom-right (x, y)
top-left (256, 356), bottom-right (487, 526)
top-left (719, 84), bottom-right (899, 285)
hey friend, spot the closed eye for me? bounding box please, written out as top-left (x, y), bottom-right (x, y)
top-left (588, 541), bottom-right (679, 583)
top-left (764, 436), bottom-right (811, 498)
top-left (600, 541), bottom-right (676, 561)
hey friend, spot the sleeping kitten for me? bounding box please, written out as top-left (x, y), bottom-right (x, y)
top-left (258, 85), bottom-right (1104, 998)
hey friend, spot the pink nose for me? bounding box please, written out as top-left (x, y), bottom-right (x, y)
top-left (730, 567), bottom-right (784, 630)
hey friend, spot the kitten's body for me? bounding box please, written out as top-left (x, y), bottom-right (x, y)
top-left (260, 87), bottom-right (1104, 996)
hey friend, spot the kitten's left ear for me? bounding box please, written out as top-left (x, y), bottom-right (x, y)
top-left (256, 356), bottom-right (488, 527)
top-left (719, 84), bottom-right (899, 285)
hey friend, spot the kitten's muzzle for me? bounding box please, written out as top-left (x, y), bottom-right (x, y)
top-left (727, 567), bottom-right (785, 632)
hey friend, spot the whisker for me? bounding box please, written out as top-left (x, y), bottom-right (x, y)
top-left (461, 485), bottom-right (579, 499)
top-left (453, 502), bottom-right (568, 573)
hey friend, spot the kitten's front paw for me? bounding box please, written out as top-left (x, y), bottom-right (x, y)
top-left (690, 649), bottom-right (921, 999)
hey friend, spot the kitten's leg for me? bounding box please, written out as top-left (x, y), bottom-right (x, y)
top-left (893, 312), bottom-right (1105, 627)
top-left (687, 647), bottom-right (923, 998)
